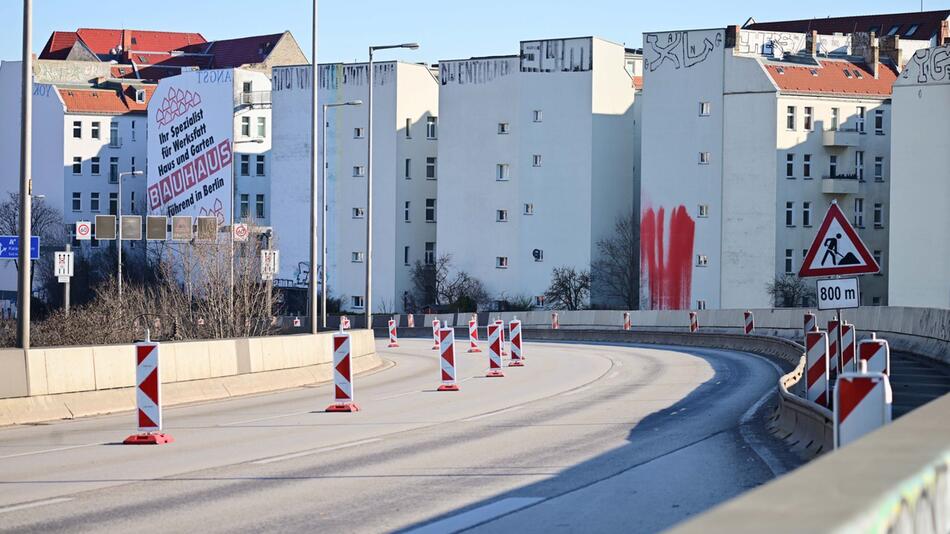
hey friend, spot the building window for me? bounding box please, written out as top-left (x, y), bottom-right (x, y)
top-left (91, 121), bottom-right (100, 139)
top-left (698, 204), bottom-right (709, 218)
top-left (786, 153), bottom-right (795, 178)
top-left (240, 155), bottom-right (250, 176)
top-left (496, 209), bottom-right (508, 222)
top-left (829, 155), bottom-right (838, 177)
top-left (426, 157), bottom-right (437, 179)
top-left (426, 116), bottom-right (438, 139)
top-left (425, 198), bottom-right (436, 222)
top-left (697, 300), bottom-right (707, 310)
top-left (496, 163), bottom-right (510, 181)
top-left (130, 191), bottom-right (135, 212)
top-left (857, 106), bottom-right (866, 133)
top-left (243, 81), bottom-right (253, 93)
top-left (524, 203), bottom-right (534, 215)
top-left (830, 108), bottom-right (840, 131)
top-left (131, 120), bottom-right (136, 141)
top-left (873, 250), bottom-right (883, 274)
top-left (352, 207), bottom-right (365, 218)
top-left (110, 121), bottom-right (119, 146)
top-left (786, 106), bottom-right (796, 130)
top-left (875, 110), bottom-right (885, 135)
top-left (240, 194), bottom-right (250, 218)
top-left (496, 256), bottom-right (509, 269)
top-left (131, 156), bottom-right (136, 174)
top-left (906, 24), bottom-right (919, 36)
top-left (354, 127), bottom-right (364, 139)
top-left (72, 121), bottom-right (82, 138)
top-left (256, 117), bottom-right (266, 138)
top-left (498, 122), bottom-right (510, 134)
top-left (855, 151), bottom-right (865, 181)
top-left (532, 154), bottom-right (542, 167)
top-left (256, 194), bottom-right (265, 219)
top-left (404, 201), bottom-right (411, 222)
top-left (404, 158), bottom-right (411, 179)
top-left (72, 157), bottom-right (82, 175)
top-left (699, 101), bottom-right (711, 116)
top-left (404, 246), bottom-right (410, 266)
top-left (533, 249), bottom-right (544, 262)
top-left (90, 192), bottom-right (100, 213)
top-left (256, 155), bottom-right (265, 176)
top-left (534, 295), bottom-right (545, 307)
top-left (696, 254), bottom-right (708, 267)
top-left (90, 157), bottom-right (101, 175)
top-left (353, 165), bottom-right (365, 177)
top-left (533, 110), bottom-right (543, 122)
top-left (405, 118), bottom-right (412, 138)
top-left (803, 107), bottom-right (813, 130)
top-left (352, 296), bottom-right (365, 309)
top-left (785, 201), bottom-right (795, 227)
top-left (802, 201), bottom-right (812, 227)
top-left (803, 154), bottom-right (812, 179)
top-left (873, 202), bottom-right (884, 228)
top-left (109, 157), bottom-right (119, 183)
top-left (874, 156), bottom-right (884, 181)
top-left (785, 249), bottom-right (794, 274)
top-left (71, 192), bottom-right (81, 212)
top-left (854, 198), bottom-right (864, 228)
top-left (424, 242), bottom-right (435, 265)
top-left (351, 251), bottom-right (364, 263)
top-left (241, 116), bottom-right (251, 137)
top-left (109, 192), bottom-right (117, 215)
top-left (699, 152), bottom-right (710, 165)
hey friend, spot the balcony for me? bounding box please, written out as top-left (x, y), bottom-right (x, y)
top-left (822, 129), bottom-right (861, 148)
top-left (238, 91), bottom-right (271, 107)
top-left (822, 173), bottom-right (859, 195)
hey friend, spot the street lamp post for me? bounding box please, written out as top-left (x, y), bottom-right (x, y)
top-left (16, 0), bottom-right (32, 349)
top-left (366, 42), bottom-right (418, 330)
top-left (116, 170), bottom-right (144, 298)
top-left (321, 100), bottom-right (362, 329)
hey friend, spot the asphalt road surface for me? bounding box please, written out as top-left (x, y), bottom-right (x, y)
top-left (0, 339), bottom-right (792, 533)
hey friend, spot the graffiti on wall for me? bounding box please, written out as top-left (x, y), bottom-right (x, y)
top-left (736, 30), bottom-right (851, 57)
top-left (271, 63), bottom-right (397, 92)
top-left (640, 206), bottom-right (695, 310)
top-left (33, 60), bottom-right (113, 84)
top-left (520, 38), bottom-right (593, 73)
top-left (644, 31), bottom-right (723, 72)
top-left (440, 58), bottom-right (515, 86)
top-left (904, 45), bottom-right (950, 84)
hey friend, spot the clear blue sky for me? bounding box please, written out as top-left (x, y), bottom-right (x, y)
top-left (0, 0), bottom-right (942, 63)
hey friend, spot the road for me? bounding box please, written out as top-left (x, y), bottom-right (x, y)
top-left (0, 339), bottom-right (791, 533)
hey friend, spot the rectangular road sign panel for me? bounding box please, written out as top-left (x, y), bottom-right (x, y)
top-left (171, 216), bottom-right (193, 242)
top-left (0, 236), bottom-right (40, 260)
top-left (75, 220), bottom-right (92, 240)
top-left (261, 249), bottom-right (279, 280)
top-left (146, 216), bottom-right (168, 241)
top-left (54, 251), bottom-right (74, 277)
top-left (817, 277), bottom-right (860, 310)
top-left (121, 215), bottom-right (142, 241)
top-left (196, 217), bottom-right (217, 242)
top-left (95, 215), bottom-right (116, 240)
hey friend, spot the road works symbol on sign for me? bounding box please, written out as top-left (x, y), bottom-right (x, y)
top-left (799, 202), bottom-right (879, 277)
top-left (817, 278), bottom-right (860, 310)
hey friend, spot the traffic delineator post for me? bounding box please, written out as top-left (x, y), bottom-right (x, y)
top-left (551, 312), bottom-right (559, 330)
top-left (744, 311), bottom-right (754, 335)
top-left (124, 341), bottom-right (173, 445)
top-left (840, 322), bottom-right (856, 374)
top-left (407, 314), bottom-right (415, 328)
top-left (387, 319), bottom-right (399, 348)
top-left (828, 319), bottom-right (840, 379)
top-left (341, 315), bottom-right (351, 330)
top-left (438, 327), bottom-right (460, 391)
top-left (834, 362), bottom-right (892, 449)
top-left (467, 317), bottom-right (481, 353)
top-left (508, 318), bottom-right (525, 367)
top-left (858, 333), bottom-right (890, 376)
top-left (804, 312), bottom-right (817, 339)
top-left (623, 312), bottom-right (631, 331)
top-left (326, 332), bottom-right (360, 412)
top-left (495, 319), bottom-right (508, 356)
top-left (689, 312), bottom-right (699, 333)
top-left (486, 322), bottom-right (505, 377)
top-left (431, 319), bottom-right (440, 350)
top-left (805, 331), bottom-right (830, 408)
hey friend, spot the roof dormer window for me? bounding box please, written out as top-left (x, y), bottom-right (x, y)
top-left (906, 24), bottom-right (919, 36)
top-left (886, 25), bottom-right (901, 36)
top-left (809, 69), bottom-right (818, 76)
top-left (854, 70), bottom-right (863, 79)
top-left (776, 67), bottom-right (785, 75)
top-left (844, 70), bottom-right (853, 79)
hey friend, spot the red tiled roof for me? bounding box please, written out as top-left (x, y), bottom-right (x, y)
top-left (74, 28), bottom-right (206, 56)
top-left (208, 33), bottom-right (284, 68)
top-left (745, 9), bottom-right (950, 42)
top-left (56, 85), bottom-right (155, 115)
top-left (39, 31), bottom-right (79, 60)
top-left (764, 59), bottom-right (897, 96)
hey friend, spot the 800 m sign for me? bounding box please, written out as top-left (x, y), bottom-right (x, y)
top-left (816, 277), bottom-right (860, 310)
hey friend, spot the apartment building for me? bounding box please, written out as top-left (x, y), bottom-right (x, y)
top-left (269, 62), bottom-right (439, 313)
top-left (744, 9), bottom-right (950, 47)
top-left (639, 25), bottom-right (922, 310)
top-left (436, 37), bottom-right (641, 308)
top-left (889, 41), bottom-right (950, 308)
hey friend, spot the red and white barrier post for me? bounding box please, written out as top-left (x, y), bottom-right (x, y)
top-left (858, 333), bottom-right (890, 376)
top-left (551, 312), bottom-right (560, 330)
top-left (341, 315), bottom-right (351, 330)
top-left (495, 319), bottom-right (508, 356)
top-left (124, 340), bottom-right (173, 444)
top-left (623, 312), bottom-right (631, 331)
top-left (840, 322), bottom-right (856, 374)
top-left (827, 319), bottom-right (840, 379)
top-left (387, 319), bottom-right (399, 348)
top-left (743, 311), bottom-right (754, 335)
top-left (438, 327), bottom-right (460, 391)
top-left (804, 312), bottom-right (817, 334)
top-left (486, 322), bottom-right (505, 378)
top-left (407, 314), bottom-right (415, 328)
top-left (508, 318), bottom-right (525, 367)
top-left (326, 332), bottom-right (360, 412)
top-left (467, 317), bottom-right (481, 353)
top-left (431, 319), bottom-right (441, 350)
top-left (805, 331), bottom-right (830, 408)
top-left (689, 312), bottom-right (699, 333)
top-left (834, 363), bottom-right (892, 448)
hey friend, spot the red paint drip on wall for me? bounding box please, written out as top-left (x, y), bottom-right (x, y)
top-left (640, 206), bottom-right (695, 310)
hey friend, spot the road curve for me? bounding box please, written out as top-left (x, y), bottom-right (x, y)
top-left (0, 339), bottom-right (785, 533)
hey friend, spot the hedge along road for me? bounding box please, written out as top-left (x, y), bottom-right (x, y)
top-left (0, 338), bottom-right (793, 533)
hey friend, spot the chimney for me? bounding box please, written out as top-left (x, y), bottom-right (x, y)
top-left (806, 30), bottom-right (819, 57)
top-left (122, 30), bottom-right (133, 52)
top-left (940, 20), bottom-right (949, 45)
top-left (725, 25), bottom-right (738, 49)
top-left (861, 32), bottom-right (880, 79)
top-left (879, 35), bottom-right (902, 71)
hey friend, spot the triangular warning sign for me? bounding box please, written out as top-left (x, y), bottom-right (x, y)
top-left (799, 203), bottom-right (879, 277)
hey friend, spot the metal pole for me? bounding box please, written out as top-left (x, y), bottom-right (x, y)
top-left (309, 0), bottom-right (319, 334)
top-left (117, 172), bottom-right (123, 297)
top-left (365, 47), bottom-right (374, 330)
top-left (266, 232), bottom-right (273, 319)
top-left (321, 104), bottom-right (328, 329)
top-left (64, 243), bottom-right (71, 317)
top-left (16, 0), bottom-right (32, 349)
top-left (229, 141), bottom-right (235, 328)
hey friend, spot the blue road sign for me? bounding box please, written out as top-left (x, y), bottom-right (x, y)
top-left (0, 236), bottom-right (40, 260)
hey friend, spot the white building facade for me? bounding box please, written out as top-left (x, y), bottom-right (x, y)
top-left (436, 37), bottom-right (641, 308)
top-left (269, 62), bottom-right (439, 313)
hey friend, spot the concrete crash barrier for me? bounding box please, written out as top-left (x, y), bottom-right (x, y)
top-left (0, 330), bottom-right (382, 426)
top-left (769, 355), bottom-right (834, 458)
top-left (668, 392), bottom-right (950, 534)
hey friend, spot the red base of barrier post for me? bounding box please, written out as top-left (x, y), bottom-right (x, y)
top-left (388, 342), bottom-right (400, 348)
top-left (437, 384), bottom-right (460, 392)
top-left (508, 360), bottom-right (524, 367)
top-left (326, 403), bottom-right (361, 413)
top-left (486, 369), bottom-right (505, 378)
top-left (467, 345), bottom-right (481, 353)
top-left (123, 433), bottom-right (174, 445)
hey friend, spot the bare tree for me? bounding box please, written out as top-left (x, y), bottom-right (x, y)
top-left (410, 253), bottom-right (488, 311)
top-left (592, 212), bottom-right (639, 309)
top-left (767, 275), bottom-right (815, 308)
top-left (545, 266), bottom-right (591, 310)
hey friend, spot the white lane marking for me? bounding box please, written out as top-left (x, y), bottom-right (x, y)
top-left (406, 497), bottom-right (544, 534)
top-left (461, 407), bottom-right (519, 422)
top-left (0, 442), bottom-right (105, 460)
top-left (0, 497), bottom-right (73, 515)
top-left (251, 438), bottom-right (381, 465)
top-left (220, 410), bottom-right (314, 426)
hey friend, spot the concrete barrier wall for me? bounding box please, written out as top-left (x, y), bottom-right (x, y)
top-left (0, 330), bottom-right (380, 426)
